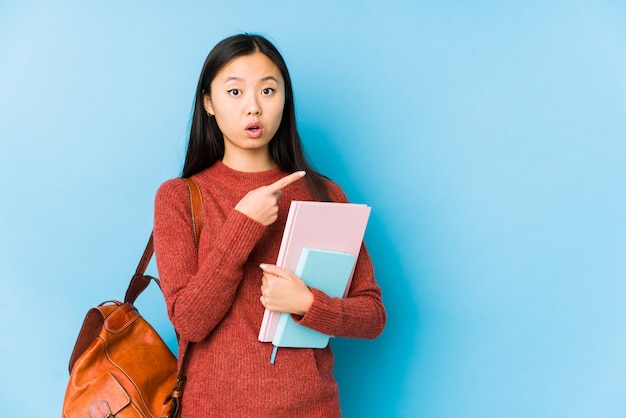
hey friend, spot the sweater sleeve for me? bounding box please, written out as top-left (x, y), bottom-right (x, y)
top-left (153, 178), bottom-right (266, 342)
top-left (293, 182), bottom-right (386, 340)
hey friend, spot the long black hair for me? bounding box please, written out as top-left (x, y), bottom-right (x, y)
top-left (182, 33), bottom-right (329, 201)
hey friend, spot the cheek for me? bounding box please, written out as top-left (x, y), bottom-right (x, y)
top-left (270, 100), bottom-right (286, 124)
top-left (212, 113), bottom-right (235, 135)
top-left (211, 97), bottom-right (233, 116)
top-left (212, 101), bottom-right (238, 124)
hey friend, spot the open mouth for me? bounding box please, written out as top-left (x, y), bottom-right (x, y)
top-left (245, 122), bottom-right (264, 138)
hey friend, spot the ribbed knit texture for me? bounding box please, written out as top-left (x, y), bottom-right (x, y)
top-left (153, 161), bottom-right (386, 417)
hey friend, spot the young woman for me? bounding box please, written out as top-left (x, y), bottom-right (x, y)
top-left (153, 34), bottom-right (386, 417)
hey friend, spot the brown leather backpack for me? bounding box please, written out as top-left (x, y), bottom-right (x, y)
top-left (62, 178), bottom-right (202, 418)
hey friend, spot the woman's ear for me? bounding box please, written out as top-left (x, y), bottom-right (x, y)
top-left (203, 95), bottom-right (214, 116)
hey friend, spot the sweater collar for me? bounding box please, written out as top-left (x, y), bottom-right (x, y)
top-left (197, 160), bottom-right (285, 191)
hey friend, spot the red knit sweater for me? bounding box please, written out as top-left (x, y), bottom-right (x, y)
top-left (153, 161), bottom-right (386, 417)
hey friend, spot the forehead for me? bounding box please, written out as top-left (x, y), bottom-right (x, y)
top-left (214, 52), bottom-right (283, 84)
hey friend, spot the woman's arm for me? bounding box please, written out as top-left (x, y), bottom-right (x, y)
top-left (154, 172), bottom-right (307, 342)
top-left (260, 243), bottom-right (385, 340)
top-left (296, 243), bottom-right (386, 339)
top-left (153, 178), bottom-right (266, 342)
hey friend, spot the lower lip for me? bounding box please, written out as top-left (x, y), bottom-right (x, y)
top-left (245, 128), bottom-right (263, 138)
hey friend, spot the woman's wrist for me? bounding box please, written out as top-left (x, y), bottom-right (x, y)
top-left (294, 287), bottom-right (314, 316)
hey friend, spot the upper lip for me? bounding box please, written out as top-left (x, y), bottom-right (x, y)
top-left (245, 122), bottom-right (263, 131)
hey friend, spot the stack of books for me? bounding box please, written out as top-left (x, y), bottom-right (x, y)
top-left (257, 201), bottom-right (371, 363)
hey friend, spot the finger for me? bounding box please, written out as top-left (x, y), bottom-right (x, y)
top-left (266, 171), bottom-right (306, 193)
top-left (259, 263), bottom-right (290, 277)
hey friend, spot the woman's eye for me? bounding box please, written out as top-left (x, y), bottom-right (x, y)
top-left (228, 89), bottom-right (241, 96)
top-left (261, 88), bottom-right (275, 95)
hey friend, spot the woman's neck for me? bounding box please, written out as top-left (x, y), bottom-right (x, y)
top-left (222, 149), bottom-right (276, 172)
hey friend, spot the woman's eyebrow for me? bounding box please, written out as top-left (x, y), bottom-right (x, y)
top-left (223, 75), bottom-right (279, 83)
top-left (261, 76), bottom-right (280, 83)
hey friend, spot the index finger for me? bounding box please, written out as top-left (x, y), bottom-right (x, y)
top-left (266, 171), bottom-right (306, 192)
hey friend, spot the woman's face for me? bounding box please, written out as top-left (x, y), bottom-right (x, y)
top-left (204, 52), bottom-right (285, 164)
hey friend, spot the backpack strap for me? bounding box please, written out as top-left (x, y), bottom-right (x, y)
top-left (168, 177), bottom-right (203, 414)
top-left (124, 178), bottom-right (203, 304)
top-left (183, 177), bottom-right (203, 248)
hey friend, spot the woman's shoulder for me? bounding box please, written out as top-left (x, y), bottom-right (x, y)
top-left (156, 177), bottom-right (187, 195)
top-left (156, 165), bottom-right (215, 197)
top-left (154, 177), bottom-right (190, 209)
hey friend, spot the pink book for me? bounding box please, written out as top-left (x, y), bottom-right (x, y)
top-left (258, 201), bottom-right (371, 342)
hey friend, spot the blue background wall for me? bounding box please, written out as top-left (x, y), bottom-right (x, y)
top-left (1, 1), bottom-right (625, 417)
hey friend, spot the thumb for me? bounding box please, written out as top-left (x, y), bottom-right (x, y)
top-left (259, 263), bottom-right (289, 277)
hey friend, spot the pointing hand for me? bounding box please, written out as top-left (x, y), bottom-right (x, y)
top-left (234, 171), bottom-right (306, 226)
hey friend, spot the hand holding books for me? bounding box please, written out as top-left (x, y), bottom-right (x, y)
top-left (259, 263), bottom-right (314, 316)
top-left (257, 200), bottom-right (371, 364)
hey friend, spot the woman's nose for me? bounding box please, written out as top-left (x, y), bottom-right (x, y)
top-left (247, 96), bottom-right (261, 115)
